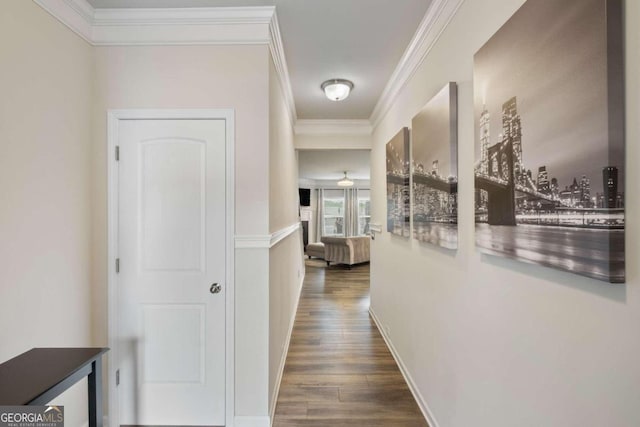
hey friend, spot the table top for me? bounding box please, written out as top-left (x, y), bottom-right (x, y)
top-left (0, 347), bottom-right (109, 405)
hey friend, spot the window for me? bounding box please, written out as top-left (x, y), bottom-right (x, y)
top-left (323, 189), bottom-right (345, 236)
top-left (357, 190), bottom-right (371, 236)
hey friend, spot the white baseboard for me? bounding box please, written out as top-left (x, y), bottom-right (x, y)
top-left (369, 307), bottom-right (440, 427)
top-left (234, 415), bottom-right (271, 427)
top-left (269, 271), bottom-right (305, 425)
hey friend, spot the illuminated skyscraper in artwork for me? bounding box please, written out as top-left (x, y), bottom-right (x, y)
top-left (537, 166), bottom-right (550, 195)
top-left (603, 166), bottom-right (618, 208)
top-left (550, 177), bottom-right (559, 199)
top-left (579, 175), bottom-right (591, 207)
top-left (502, 97), bottom-right (523, 180)
top-left (479, 106), bottom-right (490, 175)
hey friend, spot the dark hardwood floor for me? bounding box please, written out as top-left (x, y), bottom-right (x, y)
top-left (272, 259), bottom-right (429, 427)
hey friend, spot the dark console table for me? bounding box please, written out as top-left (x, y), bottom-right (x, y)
top-left (0, 348), bottom-right (109, 427)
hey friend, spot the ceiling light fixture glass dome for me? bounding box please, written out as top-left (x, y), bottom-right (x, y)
top-left (337, 171), bottom-right (354, 187)
top-left (321, 79), bottom-right (354, 101)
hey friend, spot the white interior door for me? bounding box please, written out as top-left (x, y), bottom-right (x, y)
top-left (117, 119), bottom-right (226, 426)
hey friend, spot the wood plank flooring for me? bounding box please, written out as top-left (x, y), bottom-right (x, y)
top-left (272, 259), bottom-right (428, 427)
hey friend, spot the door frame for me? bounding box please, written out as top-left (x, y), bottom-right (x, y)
top-left (107, 109), bottom-right (235, 427)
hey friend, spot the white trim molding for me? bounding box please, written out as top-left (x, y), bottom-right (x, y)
top-left (33, 0), bottom-right (94, 43)
top-left (369, 308), bottom-right (440, 427)
top-left (235, 222), bottom-right (301, 249)
top-left (294, 119), bottom-right (372, 136)
top-left (369, 0), bottom-right (466, 128)
top-left (93, 6), bottom-right (274, 25)
top-left (234, 235), bottom-right (272, 249)
top-left (270, 222), bottom-right (301, 247)
top-left (269, 12), bottom-right (298, 124)
top-left (33, 0), bottom-right (464, 133)
top-left (91, 7), bottom-right (274, 46)
top-left (32, 0), bottom-right (275, 45)
top-left (32, 0), bottom-right (297, 127)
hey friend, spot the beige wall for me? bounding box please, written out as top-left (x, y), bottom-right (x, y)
top-left (267, 54), bottom-right (305, 416)
top-left (269, 61), bottom-right (299, 233)
top-left (0, 2), bottom-right (94, 426)
top-left (91, 44), bottom-right (272, 419)
top-left (235, 248), bottom-right (270, 420)
top-left (268, 232), bottom-right (303, 414)
top-left (370, 1), bottom-right (640, 426)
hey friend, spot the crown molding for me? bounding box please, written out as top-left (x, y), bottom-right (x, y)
top-left (294, 119), bottom-right (372, 136)
top-left (33, 0), bottom-right (464, 130)
top-left (33, 0), bottom-right (296, 125)
top-left (33, 0), bottom-right (94, 43)
top-left (369, 0), bottom-right (465, 129)
top-left (93, 6), bottom-right (275, 25)
top-left (268, 12), bottom-right (298, 124)
top-left (91, 6), bottom-right (275, 45)
top-left (32, 1), bottom-right (277, 45)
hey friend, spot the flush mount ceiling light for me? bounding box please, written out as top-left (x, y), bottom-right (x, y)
top-left (337, 171), bottom-right (354, 187)
top-left (321, 79), bottom-right (354, 101)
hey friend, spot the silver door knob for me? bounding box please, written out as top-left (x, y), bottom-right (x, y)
top-left (210, 283), bottom-right (222, 294)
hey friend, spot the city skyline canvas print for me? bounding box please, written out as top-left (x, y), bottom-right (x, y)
top-left (386, 127), bottom-right (410, 237)
top-left (412, 83), bottom-right (458, 249)
top-left (473, 0), bottom-right (625, 283)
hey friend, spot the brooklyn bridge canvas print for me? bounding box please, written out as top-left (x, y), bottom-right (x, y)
top-left (473, 0), bottom-right (625, 283)
top-left (412, 83), bottom-right (458, 249)
top-left (386, 127), bottom-right (410, 237)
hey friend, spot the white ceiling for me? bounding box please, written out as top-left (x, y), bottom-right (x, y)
top-left (298, 150), bottom-right (370, 181)
top-left (86, 0), bottom-right (432, 120)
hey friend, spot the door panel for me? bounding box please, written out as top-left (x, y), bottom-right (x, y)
top-left (142, 304), bottom-right (205, 384)
top-left (141, 140), bottom-right (205, 272)
top-left (117, 119), bottom-right (226, 426)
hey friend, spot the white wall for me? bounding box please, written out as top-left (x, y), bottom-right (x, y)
top-left (268, 54), bottom-right (305, 418)
top-left (295, 133), bottom-right (372, 150)
top-left (370, 1), bottom-right (640, 426)
top-left (299, 179), bottom-right (371, 189)
top-left (298, 149), bottom-right (371, 182)
top-left (91, 44), bottom-right (272, 420)
top-left (0, 2), bottom-right (94, 426)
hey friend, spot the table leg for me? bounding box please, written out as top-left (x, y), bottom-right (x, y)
top-left (88, 358), bottom-right (103, 427)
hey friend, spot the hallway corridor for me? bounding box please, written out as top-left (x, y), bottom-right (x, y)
top-left (273, 260), bottom-right (428, 427)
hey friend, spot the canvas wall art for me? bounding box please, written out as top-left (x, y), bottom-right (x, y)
top-left (386, 127), bottom-right (410, 237)
top-left (473, 0), bottom-right (625, 283)
top-left (412, 82), bottom-right (458, 249)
